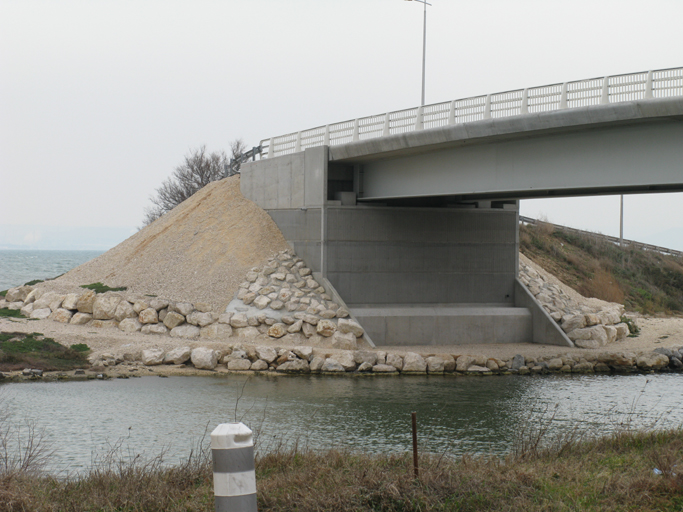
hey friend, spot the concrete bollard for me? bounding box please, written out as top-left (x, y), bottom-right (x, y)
top-left (211, 422), bottom-right (258, 511)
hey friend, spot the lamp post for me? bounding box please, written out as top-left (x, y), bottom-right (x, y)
top-left (405, 0), bottom-right (432, 106)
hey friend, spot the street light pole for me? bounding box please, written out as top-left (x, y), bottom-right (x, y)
top-left (406, 0), bottom-right (432, 106)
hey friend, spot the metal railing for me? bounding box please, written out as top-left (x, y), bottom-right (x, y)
top-left (224, 145), bottom-right (262, 177)
top-left (520, 216), bottom-right (683, 258)
top-left (260, 67), bottom-right (683, 159)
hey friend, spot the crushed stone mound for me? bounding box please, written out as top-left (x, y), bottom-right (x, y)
top-left (40, 176), bottom-right (289, 311)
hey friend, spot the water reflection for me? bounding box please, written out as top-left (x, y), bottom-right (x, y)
top-left (1, 372), bottom-right (682, 474)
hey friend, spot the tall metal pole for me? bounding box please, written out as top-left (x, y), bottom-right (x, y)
top-left (421, 1), bottom-right (427, 106)
top-left (620, 195), bottom-right (624, 247)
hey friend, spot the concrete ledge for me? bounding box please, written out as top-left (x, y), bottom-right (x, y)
top-left (514, 278), bottom-right (574, 347)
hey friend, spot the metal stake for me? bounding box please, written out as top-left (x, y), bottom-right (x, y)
top-left (412, 412), bottom-right (419, 478)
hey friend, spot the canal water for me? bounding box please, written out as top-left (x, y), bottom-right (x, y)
top-left (2, 372), bottom-right (682, 475)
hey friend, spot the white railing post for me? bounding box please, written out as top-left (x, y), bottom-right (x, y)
top-left (352, 119), bottom-right (360, 142)
top-left (382, 113), bottom-right (390, 136)
top-left (560, 83), bottom-right (568, 109)
top-left (521, 89), bottom-right (529, 114)
top-left (323, 125), bottom-right (330, 146)
top-left (294, 132), bottom-right (301, 153)
top-left (268, 138), bottom-right (275, 158)
top-left (645, 70), bottom-right (654, 99)
top-left (448, 100), bottom-right (456, 125)
top-left (211, 422), bottom-right (257, 512)
top-left (415, 106), bottom-right (424, 130)
top-left (484, 95), bottom-right (492, 119)
top-left (601, 76), bottom-right (610, 105)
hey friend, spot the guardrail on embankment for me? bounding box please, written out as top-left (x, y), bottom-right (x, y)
top-left (519, 216), bottom-right (683, 258)
top-left (260, 66), bottom-right (683, 158)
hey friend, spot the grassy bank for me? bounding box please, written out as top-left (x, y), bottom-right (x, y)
top-left (2, 429), bottom-right (683, 511)
top-left (520, 222), bottom-right (683, 315)
top-left (0, 330), bottom-right (89, 372)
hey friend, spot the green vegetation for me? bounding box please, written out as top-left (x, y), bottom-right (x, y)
top-left (23, 279), bottom-right (44, 286)
top-left (2, 429), bottom-right (683, 511)
top-left (70, 343), bottom-right (90, 353)
top-left (80, 282), bottom-right (127, 294)
top-left (0, 332), bottom-right (89, 372)
top-left (0, 290), bottom-right (6, 297)
top-left (521, 222), bottom-right (683, 315)
top-left (0, 307), bottom-right (25, 318)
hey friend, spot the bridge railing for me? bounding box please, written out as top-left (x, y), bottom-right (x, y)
top-left (259, 66), bottom-right (683, 159)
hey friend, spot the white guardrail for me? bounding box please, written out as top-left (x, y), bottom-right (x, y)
top-left (260, 67), bottom-right (683, 159)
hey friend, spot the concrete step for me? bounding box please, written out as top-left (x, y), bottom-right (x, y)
top-left (350, 304), bottom-right (532, 346)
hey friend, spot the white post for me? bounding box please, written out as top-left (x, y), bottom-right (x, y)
top-left (601, 76), bottom-right (610, 105)
top-left (645, 70), bottom-right (654, 99)
top-left (294, 132), bottom-right (301, 153)
top-left (521, 89), bottom-right (529, 114)
top-left (211, 422), bottom-right (257, 511)
top-left (323, 125), bottom-right (330, 146)
top-left (448, 100), bottom-right (456, 125)
top-left (268, 138), bottom-right (275, 158)
top-left (382, 113), bottom-right (390, 137)
top-left (484, 94), bottom-right (492, 119)
top-left (352, 119), bottom-right (360, 141)
top-left (415, 105), bottom-right (424, 130)
top-left (560, 83), bottom-right (568, 109)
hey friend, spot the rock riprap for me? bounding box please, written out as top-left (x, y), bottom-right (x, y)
top-left (518, 262), bottom-right (631, 348)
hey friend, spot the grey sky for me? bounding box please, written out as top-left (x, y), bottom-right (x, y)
top-left (1, 0), bottom-right (682, 250)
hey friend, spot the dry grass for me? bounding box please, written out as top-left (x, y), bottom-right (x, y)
top-left (1, 428), bottom-right (683, 511)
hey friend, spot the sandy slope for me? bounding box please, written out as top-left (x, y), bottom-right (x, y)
top-left (36, 176), bottom-right (289, 311)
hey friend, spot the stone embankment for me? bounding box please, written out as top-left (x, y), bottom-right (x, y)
top-left (518, 262), bottom-right (630, 347)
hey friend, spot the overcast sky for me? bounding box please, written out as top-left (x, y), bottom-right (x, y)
top-left (1, 0), bottom-right (682, 250)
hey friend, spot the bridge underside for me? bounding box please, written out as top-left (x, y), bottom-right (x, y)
top-left (240, 98), bottom-right (683, 347)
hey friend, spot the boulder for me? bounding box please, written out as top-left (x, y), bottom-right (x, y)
top-left (402, 353), bottom-right (427, 373)
top-left (114, 301), bottom-right (137, 322)
top-left (218, 312), bottom-right (233, 324)
top-left (141, 324), bottom-right (168, 334)
top-left (293, 346), bottom-right (313, 361)
top-left (133, 300), bottom-right (150, 314)
top-left (20, 303), bottom-right (34, 317)
top-left (61, 293), bottom-right (81, 310)
top-left (277, 359), bottom-right (311, 373)
top-left (170, 325), bottom-right (200, 339)
top-left (33, 293), bottom-right (57, 310)
top-left (456, 355), bottom-right (475, 372)
top-left (636, 353), bottom-right (669, 370)
top-left (268, 323), bottom-right (288, 338)
top-left (572, 362), bottom-right (595, 373)
top-left (287, 320), bottom-right (303, 333)
top-left (331, 331), bottom-right (357, 350)
top-left (466, 365), bottom-right (491, 373)
top-left (30, 308), bottom-right (52, 319)
top-left (230, 313), bottom-right (249, 328)
top-left (70, 312), bottom-right (93, 325)
top-left (615, 323), bottom-right (630, 340)
top-left (235, 326), bottom-right (260, 338)
top-left (23, 288), bottom-right (43, 304)
top-left (164, 347), bottom-right (192, 365)
top-left (141, 349), bottom-right (165, 366)
top-left (302, 322), bottom-right (317, 337)
top-left (149, 298), bottom-right (169, 311)
top-left (228, 359), bottom-right (252, 371)
top-left (337, 318), bottom-right (364, 337)
top-left (547, 358), bottom-right (564, 371)
top-left (317, 319), bottom-right (337, 337)
top-left (5, 285), bottom-right (32, 303)
top-left (386, 354), bottom-right (404, 371)
top-left (163, 311), bottom-right (185, 329)
top-left (187, 311), bottom-right (215, 327)
top-left (603, 325), bottom-right (618, 344)
top-left (256, 347), bottom-right (278, 363)
top-left (310, 356), bottom-right (325, 372)
top-left (251, 360), bottom-right (269, 371)
top-left (486, 359), bottom-right (499, 371)
top-left (561, 313), bottom-right (586, 333)
top-left (119, 318), bottom-right (143, 332)
top-left (597, 351), bottom-right (636, 367)
top-left (336, 352), bottom-right (357, 371)
top-left (200, 323), bottom-right (232, 339)
top-left (510, 354), bottom-right (525, 370)
top-left (354, 351), bottom-right (378, 366)
top-left (373, 364), bottom-right (399, 373)
top-left (48, 295), bottom-right (65, 312)
top-left (321, 358), bottom-right (345, 372)
top-left (93, 295), bottom-right (122, 320)
top-left (191, 348), bottom-right (218, 370)
top-left (76, 290), bottom-right (97, 313)
top-left (253, 296), bottom-right (271, 310)
top-left (574, 338), bottom-right (602, 349)
top-left (49, 308), bottom-right (73, 323)
top-left (139, 307), bottom-right (159, 324)
top-left (426, 356), bottom-right (445, 373)
top-left (173, 302), bottom-right (194, 316)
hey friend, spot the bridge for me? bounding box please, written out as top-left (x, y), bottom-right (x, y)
top-left (240, 67), bottom-right (683, 347)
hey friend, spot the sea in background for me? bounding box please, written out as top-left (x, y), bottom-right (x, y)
top-left (0, 250), bottom-right (103, 290)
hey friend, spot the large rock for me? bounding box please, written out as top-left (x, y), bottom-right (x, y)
top-left (93, 295), bottom-right (122, 320)
top-left (33, 292), bottom-right (57, 310)
top-left (191, 348), bottom-right (218, 370)
top-left (337, 318), bottom-right (364, 337)
top-left (317, 319), bottom-right (337, 337)
top-left (321, 358), bottom-right (345, 372)
top-left (277, 359), bottom-right (311, 373)
top-left (5, 285), bottom-right (32, 303)
top-left (76, 290), bottom-right (97, 313)
top-left (49, 308), bottom-right (73, 323)
top-left (172, 302), bottom-right (194, 316)
top-left (170, 324), bottom-right (200, 339)
top-left (293, 346), bottom-right (314, 361)
top-left (287, 320), bottom-right (303, 333)
top-left (597, 351), bottom-right (636, 367)
top-left (354, 351), bottom-right (378, 366)
top-left (253, 296), bottom-right (271, 310)
top-left (331, 331), bottom-right (357, 350)
top-left (251, 360), bottom-right (269, 371)
top-left (114, 301), bottom-right (137, 322)
top-left (23, 288), bottom-right (43, 304)
top-left (636, 352), bottom-right (669, 370)
top-left (373, 364), bottom-right (399, 373)
top-left (61, 293), bottom-right (81, 311)
top-left (200, 323), bottom-right (232, 339)
top-left (561, 313), bottom-right (587, 333)
top-left (70, 312), bottom-right (92, 325)
top-left (91, 319), bottom-right (117, 329)
top-left (138, 307), bottom-right (159, 324)
top-left (48, 295), bottom-right (65, 312)
top-left (615, 323), bottom-right (630, 340)
top-left (228, 359), bottom-right (252, 371)
top-left (235, 326), bottom-right (260, 338)
top-left (336, 352), bottom-right (357, 371)
top-left (119, 318), bottom-right (142, 332)
top-left (426, 356), bottom-right (445, 373)
top-left (30, 308), bottom-right (52, 319)
top-left (187, 311), bottom-right (215, 327)
top-left (163, 311), bottom-right (185, 329)
top-left (164, 347), bottom-right (192, 364)
top-left (456, 355), bottom-right (475, 372)
top-left (567, 326), bottom-right (608, 346)
top-left (402, 353), bottom-right (427, 373)
top-left (268, 323), bottom-right (287, 338)
top-left (141, 349), bottom-right (165, 366)
top-left (256, 346), bottom-right (278, 363)
top-left (310, 356), bottom-right (325, 372)
top-left (230, 313), bottom-right (249, 328)
top-left (150, 299), bottom-right (170, 311)
top-left (603, 325), bottom-right (618, 344)
top-left (20, 303), bottom-right (34, 317)
top-left (141, 324), bottom-right (169, 335)
top-left (133, 300), bottom-right (150, 314)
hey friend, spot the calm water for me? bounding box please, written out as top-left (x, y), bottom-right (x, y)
top-left (1, 372), bottom-right (681, 475)
top-left (0, 250), bottom-right (102, 290)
